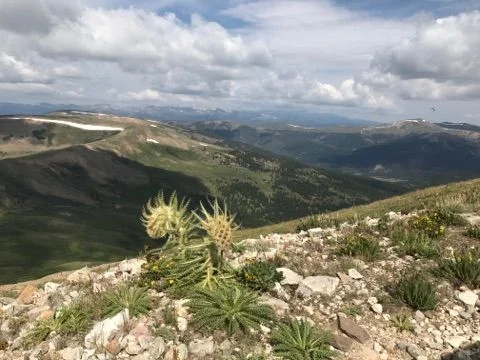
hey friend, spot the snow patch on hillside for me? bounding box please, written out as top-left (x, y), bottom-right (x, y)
top-left (14, 117), bottom-right (124, 131)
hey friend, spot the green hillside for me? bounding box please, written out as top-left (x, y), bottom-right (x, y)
top-left (0, 113), bottom-right (403, 284)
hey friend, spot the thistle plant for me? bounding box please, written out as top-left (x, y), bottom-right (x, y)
top-left (141, 191), bottom-right (196, 253)
top-left (141, 191), bottom-right (239, 289)
top-left (195, 199), bottom-right (239, 251)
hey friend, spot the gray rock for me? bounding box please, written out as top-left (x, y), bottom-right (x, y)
top-left (117, 258), bottom-right (146, 276)
top-left (188, 338), bottom-right (215, 356)
top-left (177, 316), bottom-right (188, 332)
top-left (44, 282), bottom-right (61, 294)
top-left (67, 267), bottom-right (94, 284)
top-left (414, 310), bottom-right (426, 322)
top-left (348, 268), bottom-right (363, 280)
top-left (296, 276), bottom-right (339, 297)
top-left (457, 290), bottom-right (478, 308)
top-left (84, 309), bottom-right (129, 349)
top-left (277, 267), bottom-right (303, 285)
top-left (58, 347), bottom-right (83, 360)
top-left (147, 337), bottom-right (166, 359)
top-left (331, 334), bottom-right (353, 352)
top-left (307, 228), bottom-right (323, 237)
top-left (219, 339), bottom-right (232, 352)
top-left (371, 303), bottom-right (383, 314)
top-left (259, 294), bottom-right (290, 316)
top-left (338, 316), bottom-right (370, 343)
top-left (446, 336), bottom-right (468, 349)
top-left (273, 282), bottom-right (291, 301)
top-left (126, 341), bottom-right (143, 355)
top-left (407, 344), bottom-right (421, 358)
top-left (463, 214), bottom-right (480, 226)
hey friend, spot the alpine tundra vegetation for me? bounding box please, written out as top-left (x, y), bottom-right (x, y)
top-left (1, 180), bottom-right (480, 359)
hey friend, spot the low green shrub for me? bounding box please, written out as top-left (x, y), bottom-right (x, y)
top-left (188, 285), bottom-right (276, 336)
top-left (296, 215), bottom-right (341, 232)
top-left (436, 249), bottom-right (480, 288)
top-left (271, 318), bottom-right (335, 360)
top-left (393, 272), bottom-right (438, 311)
top-left (409, 209), bottom-right (466, 238)
top-left (391, 229), bottom-right (438, 258)
top-left (409, 214), bottom-right (445, 238)
top-left (377, 214), bottom-right (390, 232)
top-left (162, 303), bottom-right (177, 326)
top-left (237, 261), bottom-right (284, 292)
top-left (464, 226), bottom-right (480, 240)
top-left (428, 208), bottom-right (467, 227)
top-left (337, 234), bottom-right (380, 262)
top-left (102, 284), bottom-right (151, 318)
top-left (25, 302), bottom-right (93, 344)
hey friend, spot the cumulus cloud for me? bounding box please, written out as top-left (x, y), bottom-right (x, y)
top-left (0, 0), bottom-right (81, 34)
top-left (0, 53), bottom-right (49, 83)
top-left (365, 11), bottom-right (480, 101)
top-left (35, 9), bottom-right (272, 76)
top-left (0, 0), bottom-right (478, 117)
top-left (372, 11), bottom-right (480, 82)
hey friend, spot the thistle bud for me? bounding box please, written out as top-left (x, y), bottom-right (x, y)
top-left (141, 192), bottom-right (190, 239)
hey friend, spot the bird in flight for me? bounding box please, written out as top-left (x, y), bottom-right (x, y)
top-left (430, 107), bottom-right (436, 112)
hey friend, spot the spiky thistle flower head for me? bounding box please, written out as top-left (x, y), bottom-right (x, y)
top-left (195, 199), bottom-right (239, 250)
top-left (141, 191), bottom-right (192, 239)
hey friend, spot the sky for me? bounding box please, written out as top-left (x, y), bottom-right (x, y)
top-left (0, 0), bottom-right (479, 122)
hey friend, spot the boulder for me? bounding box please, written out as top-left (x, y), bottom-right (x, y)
top-left (67, 267), bottom-right (93, 284)
top-left (188, 338), bottom-right (215, 357)
top-left (446, 336), bottom-right (468, 349)
top-left (147, 337), bottom-right (166, 359)
top-left (259, 294), bottom-right (290, 316)
top-left (347, 268), bottom-right (363, 280)
top-left (457, 290), bottom-right (478, 308)
top-left (44, 282), bottom-right (61, 294)
top-left (371, 304), bottom-right (383, 314)
top-left (165, 344), bottom-right (188, 360)
top-left (58, 347), bottom-right (83, 360)
top-left (331, 334), bottom-right (354, 352)
top-left (338, 316), bottom-right (370, 344)
top-left (296, 276), bottom-right (339, 297)
top-left (308, 228), bottom-right (323, 237)
top-left (84, 309), bottom-right (129, 349)
top-left (277, 267), bottom-right (303, 285)
top-left (16, 285), bottom-right (37, 305)
top-left (177, 316), bottom-right (188, 332)
top-left (37, 309), bottom-right (55, 321)
top-left (117, 259), bottom-right (146, 276)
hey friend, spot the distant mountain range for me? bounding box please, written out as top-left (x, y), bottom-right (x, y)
top-left (0, 102), bottom-right (378, 128)
top-left (187, 118), bottom-right (480, 186)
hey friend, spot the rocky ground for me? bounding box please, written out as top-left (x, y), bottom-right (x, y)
top-left (1, 210), bottom-right (480, 360)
